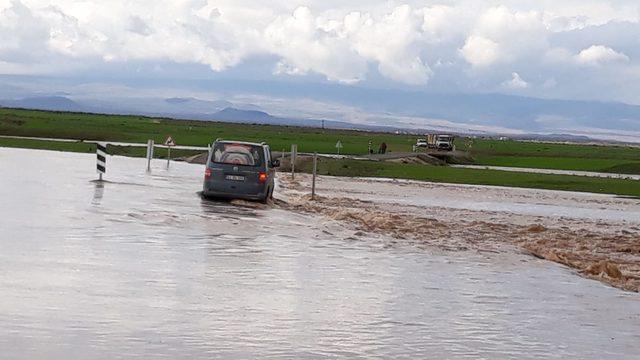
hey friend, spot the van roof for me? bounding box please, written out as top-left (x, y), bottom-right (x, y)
top-left (214, 140), bottom-right (267, 147)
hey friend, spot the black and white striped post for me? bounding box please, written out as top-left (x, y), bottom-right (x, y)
top-left (96, 143), bottom-right (107, 181)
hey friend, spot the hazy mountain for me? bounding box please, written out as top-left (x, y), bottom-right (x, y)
top-left (210, 107), bottom-right (414, 133)
top-left (1, 76), bottom-right (639, 143)
top-left (73, 76), bottom-right (639, 135)
top-left (175, 78), bottom-right (640, 132)
top-left (214, 107), bottom-right (275, 123)
top-left (0, 96), bottom-right (84, 112)
top-left (164, 97), bottom-right (233, 111)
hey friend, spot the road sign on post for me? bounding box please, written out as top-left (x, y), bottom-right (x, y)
top-left (164, 136), bottom-right (176, 169)
top-left (335, 140), bottom-right (343, 155)
top-left (96, 143), bottom-right (107, 181)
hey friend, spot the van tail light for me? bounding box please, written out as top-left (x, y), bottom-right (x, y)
top-left (204, 168), bottom-right (212, 179)
top-left (258, 172), bottom-right (267, 183)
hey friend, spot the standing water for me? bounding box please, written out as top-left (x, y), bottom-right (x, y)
top-left (0, 148), bottom-right (639, 359)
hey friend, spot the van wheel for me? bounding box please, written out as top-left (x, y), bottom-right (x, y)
top-left (260, 187), bottom-right (271, 204)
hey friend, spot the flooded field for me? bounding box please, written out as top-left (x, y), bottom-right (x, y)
top-left (1, 147), bottom-right (639, 359)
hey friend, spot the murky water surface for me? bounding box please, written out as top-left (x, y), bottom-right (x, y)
top-left (1, 148), bottom-right (639, 359)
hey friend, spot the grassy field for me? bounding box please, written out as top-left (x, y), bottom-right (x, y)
top-left (1, 107), bottom-right (639, 197)
top-left (0, 108), bottom-right (415, 155)
top-left (2, 108), bottom-right (640, 172)
top-left (460, 139), bottom-right (640, 174)
top-left (295, 157), bottom-right (640, 197)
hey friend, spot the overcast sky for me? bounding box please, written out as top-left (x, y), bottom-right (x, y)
top-left (2, 0), bottom-right (640, 104)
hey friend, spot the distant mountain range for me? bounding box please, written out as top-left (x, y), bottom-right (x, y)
top-left (0, 96), bottom-right (85, 112)
top-left (1, 74), bottom-right (639, 143)
top-left (175, 78), bottom-right (640, 133)
top-left (0, 93), bottom-right (638, 143)
top-left (0, 95), bottom-right (408, 133)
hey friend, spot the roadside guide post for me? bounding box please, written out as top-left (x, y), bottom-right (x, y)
top-left (368, 140), bottom-right (372, 154)
top-left (291, 144), bottom-right (297, 180)
top-left (96, 143), bottom-right (107, 181)
top-left (336, 140), bottom-right (343, 155)
top-left (164, 136), bottom-right (176, 169)
top-left (146, 139), bottom-right (154, 172)
top-left (312, 152), bottom-right (318, 200)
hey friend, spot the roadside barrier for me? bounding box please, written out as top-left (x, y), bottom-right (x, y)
top-left (96, 143), bottom-right (107, 181)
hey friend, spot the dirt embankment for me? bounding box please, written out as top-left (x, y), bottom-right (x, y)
top-left (276, 175), bottom-right (640, 292)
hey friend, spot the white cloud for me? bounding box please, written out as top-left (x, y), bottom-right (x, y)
top-left (575, 45), bottom-right (629, 66)
top-left (503, 72), bottom-right (529, 89)
top-left (460, 6), bottom-right (548, 68)
top-left (460, 35), bottom-right (501, 67)
top-left (340, 5), bottom-right (433, 84)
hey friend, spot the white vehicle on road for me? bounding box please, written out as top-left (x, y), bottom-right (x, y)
top-left (435, 134), bottom-right (455, 151)
top-left (415, 135), bottom-right (455, 151)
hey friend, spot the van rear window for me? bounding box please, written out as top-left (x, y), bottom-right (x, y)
top-left (212, 143), bottom-right (263, 167)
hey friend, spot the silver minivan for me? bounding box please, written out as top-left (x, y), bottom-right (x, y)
top-left (202, 140), bottom-right (279, 203)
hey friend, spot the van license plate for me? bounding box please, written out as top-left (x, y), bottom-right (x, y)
top-left (225, 175), bottom-right (245, 181)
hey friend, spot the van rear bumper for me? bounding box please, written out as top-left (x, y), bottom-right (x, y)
top-left (202, 181), bottom-right (269, 201)
top-left (202, 189), bottom-right (267, 201)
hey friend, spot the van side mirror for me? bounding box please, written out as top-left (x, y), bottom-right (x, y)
top-left (271, 159), bottom-right (281, 168)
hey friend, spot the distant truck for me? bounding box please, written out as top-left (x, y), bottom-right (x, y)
top-left (434, 134), bottom-right (455, 151)
top-left (416, 134), bottom-right (455, 151)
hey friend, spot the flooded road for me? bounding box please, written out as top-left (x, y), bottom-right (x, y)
top-left (1, 148), bottom-right (639, 359)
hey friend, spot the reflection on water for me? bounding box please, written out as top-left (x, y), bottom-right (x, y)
top-left (91, 180), bottom-right (104, 205)
top-left (199, 196), bottom-right (260, 218)
top-left (0, 148), bottom-right (639, 359)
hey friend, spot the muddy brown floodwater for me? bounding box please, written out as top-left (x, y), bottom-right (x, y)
top-left (1, 147), bottom-right (639, 359)
top-left (277, 174), bottom-right (640, 292)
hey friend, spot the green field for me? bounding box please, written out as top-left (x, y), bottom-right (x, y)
top-left (2, 108), bottom-right (639, 172)
top-left (0, 108), bottom-right (415, 155)
top-left (295, 158), bottom-right (640, 197)
top-left (1, 107), bottom-right (639, 197)
top-left (460, 139), bottom-right (640, 174)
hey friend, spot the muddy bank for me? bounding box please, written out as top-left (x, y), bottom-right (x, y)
top-left (276, 174), bottom-right (640, 292)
